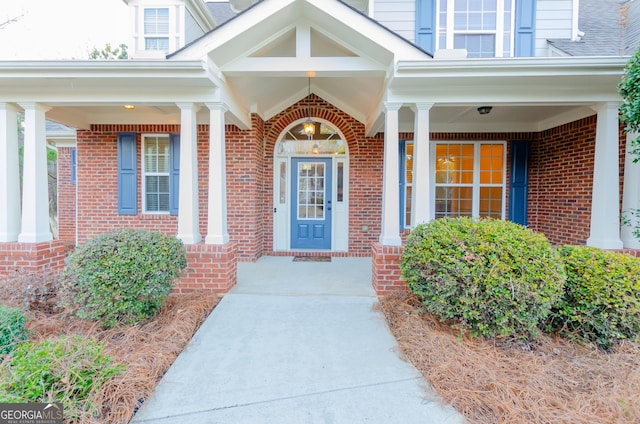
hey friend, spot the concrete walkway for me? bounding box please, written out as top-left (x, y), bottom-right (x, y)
top-left (131, 257), bottom-right (463, 424)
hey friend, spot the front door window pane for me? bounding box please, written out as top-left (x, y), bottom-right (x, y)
top-left (297, 162), bottom-right (325, 220)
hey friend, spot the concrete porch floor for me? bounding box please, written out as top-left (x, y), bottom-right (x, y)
top-left (235, 256), bottom-right (376, 297)
top-left (131, 256), bottom-right (463, 423)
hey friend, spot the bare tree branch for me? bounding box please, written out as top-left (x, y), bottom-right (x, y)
top-left (0, 14), bottom-right (24, 30)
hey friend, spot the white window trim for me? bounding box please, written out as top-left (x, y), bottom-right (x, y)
top-left (142, 134), bottom-right (171, 215)
top-left (144, 7), bottom-right (170, 52)
top-left (437, 0), bottom-right (515, 58)
top-left (133, 2), bottom-right (183, 54)
top-left (429, 140), bottom-right (507, 220)
top-left (272, 118), bottom-right (350, 252)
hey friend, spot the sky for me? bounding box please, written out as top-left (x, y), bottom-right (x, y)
top-left (0, 0), bottom-right (129, 60)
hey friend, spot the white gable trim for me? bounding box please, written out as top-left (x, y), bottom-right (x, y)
top-left (170, 0), bottom-right (430, 63)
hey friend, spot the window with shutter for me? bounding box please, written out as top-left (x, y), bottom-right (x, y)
top-left (433, 0), bottom-right (518, 58)
top-left (143, 135), bottom-right (171, 213)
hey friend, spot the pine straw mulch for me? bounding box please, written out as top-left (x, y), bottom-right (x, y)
top-left (0, 272), bottom-right (219, 424)
top-left (377, 291), bottom-right (640, 424)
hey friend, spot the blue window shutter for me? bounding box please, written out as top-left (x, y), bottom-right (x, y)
top-left (416, 0), bottom-right (436, 54)
top-left (117, 132), bottom-right (138, 215)
top-left (399, 140), bottom-right (406, 229)
top-left (169, 134), bottom-right (180, 216)
top-left (509, 141), bottom-right (529, 226)
top-left (515, 0), bottom-right (536, 57)
top-left (70, 148), bottom-right (76, 185)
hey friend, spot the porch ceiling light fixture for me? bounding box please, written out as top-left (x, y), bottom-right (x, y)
top-left (477, 106), bottom-right (492, 115)
top-left (122, 104), bottom-right (135, 110)
top-left (303, 77), bottom-right (315, 137)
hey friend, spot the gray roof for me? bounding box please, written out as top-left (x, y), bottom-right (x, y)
top-left (45, 121), bottom-right (76, 137)
top-left (207, 2), bottom-right (238, 26)
top-left (548, 0), bottom-right (639, 56)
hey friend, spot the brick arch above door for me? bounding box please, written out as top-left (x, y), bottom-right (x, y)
top-left (264, 94), bottom-right (363, 156)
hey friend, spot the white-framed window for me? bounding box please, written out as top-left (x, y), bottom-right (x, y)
top-left (431, 141), bottom-right (506, 219)
top-left (437, 0), bottom-right (515, 58)
top-left (142, 135), bottom-right (171, 213)
top-left (144, 8), bottom-right (170, 53)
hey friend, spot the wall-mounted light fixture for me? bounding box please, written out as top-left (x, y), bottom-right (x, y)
top-left (477, 106), bottom-right (493, 115)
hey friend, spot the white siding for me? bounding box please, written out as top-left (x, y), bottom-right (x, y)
top-left (373, 0), bottom-right (416, 43)
top-left (185, 9), bottom-right (205, 45)
top-left (535, 0), bottom-right (573, 57)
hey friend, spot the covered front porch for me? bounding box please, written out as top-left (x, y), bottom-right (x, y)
top-left (1, 0), bottom-right (637, 295)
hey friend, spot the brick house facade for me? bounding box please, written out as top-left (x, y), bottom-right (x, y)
top-left (1, 0), bottom-right (638, 294)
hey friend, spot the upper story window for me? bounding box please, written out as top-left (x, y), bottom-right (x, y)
top-left (437, 0), bottom-right (514, 57)
top-left (144, 8), bottom-right (170, 53)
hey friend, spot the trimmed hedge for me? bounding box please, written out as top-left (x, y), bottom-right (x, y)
top-left (0, 306), bottom-right (27, 355)
top-left (60, 229), bottom-right (187, 328)
top-left (401, 217), bottom-right (566, 340)
top-left (550, 246), bottom-right (640, 349)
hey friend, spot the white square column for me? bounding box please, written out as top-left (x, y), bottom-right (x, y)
top-left (622, 131), bottom-right (640, 249)
top-left (18, 103), bottom-right (52, 243)
top-left (379, 102), bottom-right (403, 246)
top-left (0, 104), bottom-right (21, 242)
top-left (176, 103), bottom-right (202, 245)
top-left (410, 103), bottom-right (434, 226)
top-left (205, 102), bottom-right (229, 245)
top-left (587, 102), bottom-right (623, 249)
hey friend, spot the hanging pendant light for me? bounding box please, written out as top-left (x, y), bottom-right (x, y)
top-left (303, 77), bottom-right (315, 136)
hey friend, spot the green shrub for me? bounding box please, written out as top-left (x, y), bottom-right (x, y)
top-left (0, 335), bottom-right (125, 420)
top-left (0, 306), bottom-right (27, 355)
top-left (550, 246), bottom-right (640, 349)
top-left (401, 217), bottom-right (566, 340)
top-left (60, 229), bottom-right (187, 328)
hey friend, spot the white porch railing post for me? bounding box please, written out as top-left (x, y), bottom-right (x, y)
top-left (0, 103), bottom-right (21, 242)
top-left (205, 102), bottom-right (230, 245)
top-left (622, 131), bottom-right (640, 249)
top-left (176, 103), bottom-right (202, 245)
top-left (410, 103), bottom-right (434, 226)
top-left (587, 102), bottom-right (623, 249)
top-left (379, 102), bottom-right (402, 246)
top-left (18, 102), bottom-right (52, 243)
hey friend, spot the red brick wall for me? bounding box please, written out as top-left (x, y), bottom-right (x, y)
top-left (177, 242), bottom-right (237, 293)
top-left (0, 241), bottom-right (70, 277)
top-left (226, 116), bottom-right (265, 260)
top-left (371, 242), bottom-right (406, 295)
top-left (65, 110), bottom-right (624, 263)
top-left (56, 147), bottom-right (76, 243)
top-left (76, 125), bottom-right (181, 244)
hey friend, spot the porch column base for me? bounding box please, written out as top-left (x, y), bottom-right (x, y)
top-left (0, 240), bottom-right (70, 278)
top-left (371, 242), bottom-right (407, 295)
top-left (177, 241), bottom-right (237, 294)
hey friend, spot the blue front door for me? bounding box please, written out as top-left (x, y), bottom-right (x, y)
top-left (291, 158), bottom-right (332, 250)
